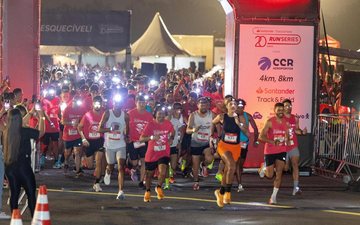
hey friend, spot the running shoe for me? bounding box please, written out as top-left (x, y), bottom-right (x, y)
top-left (214, 189), bottom-right (224, 208)
top-left (130, 169), bottom-right (139, 182)
top-left (93, 183), bottom-right (102, 192)
top-left (163, 184), bottom-right (170, 190)
top-left (201, 163), bottom-right (209, 177)
top-left (116, 190), bottom-right (126, 200)
top-left (104, 171), bottom-right (111, 185)
top-left (237, 184), bottom-right (245, 192)
top-left (75, 170), bottom-right (83, 178)
top-left (258, 162), bottom-right (266, 178)
top-left (292, 187), bottom-right (302, 196)
top-left (180, 160), bottom-right (186, 172)
top-left (192, 182), bottom-right (200, 191)
top-left (52, 160), bottom-right (62, 169)
top-left (268, 197), bottom-right (277, 205)
top-left (0, 211), bottom-right (10, 219)
top-left (207, 159), bottom-right (215, 170)
top-left (63, 164), bottom-right (69, 174)
top-left (169, 177), bottom-right (175, 184)
top-left (138, 181), bottom-right (145, 189)
top-left (169, 167), bottom-right (174, 177)
top-left (215, 173), bottom-right (223, 182)
top-left (223, 192), bottom-right (231, 204)
top-left (155, 186), bottom-right (164, 200)
top-left (40, 155), bottom-right (46, 168)
top-left (144, 191), bottom-right (151, 202)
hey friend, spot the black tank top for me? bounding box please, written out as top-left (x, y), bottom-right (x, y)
top-left (221, 114), bottom-right (240, 144)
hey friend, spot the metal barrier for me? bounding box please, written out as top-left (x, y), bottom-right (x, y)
top-left (314, 114), bottom-right (360, 182)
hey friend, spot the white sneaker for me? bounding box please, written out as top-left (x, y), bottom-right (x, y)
top-left (258, 163), bottom-right (266, 178)
top-left (268, 197), bottom-right (277, 205)
top-left (93, 183), bottom-right (102, 192)
top-left (237, 184), bottom-right (244, 192)
top-left (292, 187), bottom-right (302, 196)
top-left (116, 190), bottom-right (125, 200)
top-left (104, 171), bottom-right (111, 185)
top-left (0, 211), bottom-right (10, 219)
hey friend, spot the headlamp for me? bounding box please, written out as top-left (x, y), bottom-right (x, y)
top-left (93, 101), bottom-right (101, 108)
top-left (113, 94), bottom-right (122, 102)
top-left (60, 102), bottom-right (67, 111)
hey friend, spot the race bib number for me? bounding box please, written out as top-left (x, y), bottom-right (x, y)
top-left (134, 141), bottom-right (145, 149)
top-left (109, 132), bottom-right (121, 140)
top-left (197, 131), bottom-right (210, 142)
top-left (224, 133), bottom-right (237, 143)
top-left (68, 129), bottom-right (78, 136)
top-left (154, 145), bottom-right (166, 151)
top-left (89, 132), bottom-right (100, 138)
top-left (274, 135), bottom-right (285, 146)
top-left (240, 142), bottom-right (248, 148)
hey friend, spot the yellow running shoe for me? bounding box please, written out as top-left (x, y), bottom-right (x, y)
top-left (181, 160), bottom-right (186, 172)
top-left (155, 186), bottom-right (164, 200)
top-left (215, 173), bottom-right (223, 182)
top-left (214, 189), bottom-right (224, 208)
top-left (223, 192), bottom-right (231, 204)
top-left (207, 159), bottom-right (215, 170)
top-left (144, 191), bottom-right (151, 202)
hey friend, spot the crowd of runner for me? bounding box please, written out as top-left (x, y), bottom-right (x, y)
top-left (0, 63), bottom-right (307, 210)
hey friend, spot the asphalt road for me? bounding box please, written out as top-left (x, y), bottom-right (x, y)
top-left (2, 166), bottom-right (360, 225)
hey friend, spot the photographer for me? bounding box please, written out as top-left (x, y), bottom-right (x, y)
top-left (3, 107), bottom-right (45, 217)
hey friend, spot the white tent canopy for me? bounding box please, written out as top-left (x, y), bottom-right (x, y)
top-left (40, 45), bottom-right (108, 56)
top-left (115, 12), bottom-right (192, 57)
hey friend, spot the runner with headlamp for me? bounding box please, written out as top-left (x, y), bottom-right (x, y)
top-left (61, 95), bottom-right (87, 178)
top-left (78, 96), bottom-right (106, 192)
top-left (127, 95), bottom-right (153, 188)
top-left (140, 104), bottom-right (174, 202)
top-left (98, 92), bottom-right (128, 200)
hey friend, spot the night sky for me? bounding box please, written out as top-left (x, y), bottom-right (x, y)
top-left (42, 0), bottom-right (360, 50)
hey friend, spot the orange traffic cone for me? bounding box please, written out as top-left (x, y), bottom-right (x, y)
top-left (10, 209), bottom-right (23, 225)
top-left (31, 185), bottom-right (51, 225)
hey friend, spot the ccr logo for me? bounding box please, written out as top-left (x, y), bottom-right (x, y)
top-left (258, 57), bottom-right (294, 71)
top-left (258, 57), bottom-right (271, 71)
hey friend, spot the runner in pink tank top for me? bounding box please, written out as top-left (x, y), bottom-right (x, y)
top-left (259, 102), bottom-right (289, 205)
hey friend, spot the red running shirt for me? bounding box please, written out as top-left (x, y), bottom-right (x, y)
top-left (142, 119), bottom-right (174, 162)
top-left (128, 109), bottom-right (153, 142)
top-left (80, 110), bottom-right (104, 140)
top-left (264, 117), bottom-right (288, 155)
top-left (42, 97), bottom-right (61, 133)
top-left (62, 106), bottom-right (86, 141)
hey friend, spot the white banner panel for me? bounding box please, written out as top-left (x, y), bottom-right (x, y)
top-left (238, 24), bottom-right (314, 131)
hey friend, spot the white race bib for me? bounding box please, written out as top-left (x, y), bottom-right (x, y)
top-left (224, 133), bottom-right (237, 143)
top-left (68, 129), bottom-right (78, 136)
top-left (109, 132), bottom-right (121, 140)
top-left (154, 145), bottom-right (166, 151)
top-left (197, 131), bottom-right (210, 142)
top-left (89, 132), bottom-right (100, 138)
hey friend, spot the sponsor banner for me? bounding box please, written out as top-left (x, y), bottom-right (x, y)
top-left (41, 11), bottom-right (131, 48)
top-left (238, 24), bottom-right (314, 131)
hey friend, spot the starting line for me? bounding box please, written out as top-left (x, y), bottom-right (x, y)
top-left (45, 188), bottom-right (360, 217)
top-left (46, 188), bottom-right (294, 209)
